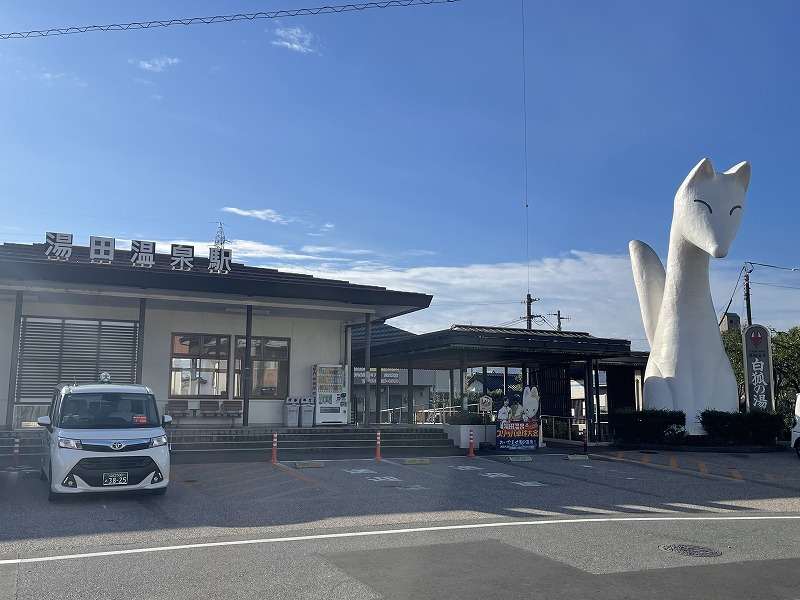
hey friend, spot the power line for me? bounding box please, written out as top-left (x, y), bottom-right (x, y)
top-left (0, 0), bottom-right (462, 40)
top-left (745, 261), bottom-right (799, 271)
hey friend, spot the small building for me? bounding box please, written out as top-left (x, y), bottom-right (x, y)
top-left (0, 239), bottom-right (431, 430)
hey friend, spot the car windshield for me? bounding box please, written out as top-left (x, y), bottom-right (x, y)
top-left (58, 392), bottom-right (160, 429)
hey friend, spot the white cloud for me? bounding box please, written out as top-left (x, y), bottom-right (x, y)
top-left (301, 245), bottom-right (372, 255)
top-left (38, 72), bottom-right (88, 87)
top-left (264, 250), bottom-right (800, 347)
top-left (119, 235), bottom-right (800, 346)
top-left (132, 56), bottom-right (181, 73)
top-left (272, 26), bottom-right (319, 54)
top-left (221, 207), bottom-right (292, 224)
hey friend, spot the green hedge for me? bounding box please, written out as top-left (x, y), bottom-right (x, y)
top-left (609, 409), bottom-right (686, 444)
top-left (541, 418), bottom-right (571, 439)
top-left (699, 409), bottom-right (783, 445)
top-left (445, 411), bottom-right (488, 425)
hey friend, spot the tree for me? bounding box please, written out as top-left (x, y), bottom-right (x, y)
top-left (723, 326), bottom-right (800, 435)
top-left (770, 327), bottom-right (800, 431)
top-left (721, 329), bottom-right (745, 410)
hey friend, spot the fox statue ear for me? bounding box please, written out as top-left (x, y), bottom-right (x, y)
top-left (687, 158), bottom-right (716, 185)
top-left (725, 161), bottom-right (751, 192)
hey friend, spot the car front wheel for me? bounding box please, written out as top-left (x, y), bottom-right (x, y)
top-left (47, 468), bottom-right (61, 502)
top-left (795, 440), bottom-right (800, 459)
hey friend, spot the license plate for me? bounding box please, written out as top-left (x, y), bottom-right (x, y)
top-left (103, 472), bottom-right (128, 486)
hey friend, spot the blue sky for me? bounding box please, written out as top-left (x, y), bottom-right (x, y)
top-left (1, 0), bottom-right (798, 348)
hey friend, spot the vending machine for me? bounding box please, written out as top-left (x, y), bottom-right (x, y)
top-left (312, 364), bottom-right (348, 425)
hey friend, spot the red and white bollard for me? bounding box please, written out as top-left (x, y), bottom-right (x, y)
top-left (269, 431), bottom-right (278, 463)
top-left (467, 429), bottom-right (475, 458)
top-left (375, 429), bottom-right (383, 460)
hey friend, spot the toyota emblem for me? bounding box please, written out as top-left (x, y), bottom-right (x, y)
top-left (111, 441), bottom-right (125, 451)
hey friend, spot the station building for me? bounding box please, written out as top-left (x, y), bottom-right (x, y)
top-left (0, 236), bottom-right (432, 430)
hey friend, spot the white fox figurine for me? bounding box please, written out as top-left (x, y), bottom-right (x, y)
top-left (630, 158), bottom-right (750, 434)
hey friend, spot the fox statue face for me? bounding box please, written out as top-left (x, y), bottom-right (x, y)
top-left (673, 158), bottom-right (751, 258)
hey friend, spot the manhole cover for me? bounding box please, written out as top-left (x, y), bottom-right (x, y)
top-left (660, 544), bottom-right (722, 557)
top-left (183, 479), bottom-right (198, 483)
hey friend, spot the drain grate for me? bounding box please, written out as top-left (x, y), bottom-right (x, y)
top-left (660, 544), bottom-right (722, 557)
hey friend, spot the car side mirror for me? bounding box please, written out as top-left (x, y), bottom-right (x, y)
top-left (37, 415), bottom-right (52, 431)
top-left (163, 414), bottom-right (173, 426)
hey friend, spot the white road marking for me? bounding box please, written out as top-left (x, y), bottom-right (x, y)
top-left (3, 515), bottom-right (800, 566)
top-left (563, 506), bottom-right (619, 515)
top-left (616, 504), bottom-right (679, 514)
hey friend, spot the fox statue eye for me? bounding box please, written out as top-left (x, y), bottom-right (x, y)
top-left (729, 205), bottom-right (742, 215)
top-left (694, 199), bottom-right (713, 214)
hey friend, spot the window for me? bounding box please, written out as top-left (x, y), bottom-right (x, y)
top-left (169, 334), bottom-right (230, 398)
top-left (234, 337), bottom-right (289, 399)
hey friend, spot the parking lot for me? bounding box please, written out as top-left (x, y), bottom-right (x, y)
top-left (3, 448), bottom-right (800, 599)
top-left (4, 447), bottom-right (800, 544)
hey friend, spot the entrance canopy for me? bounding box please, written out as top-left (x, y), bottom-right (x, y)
top-left (352, 325), bottom-right (632, 370)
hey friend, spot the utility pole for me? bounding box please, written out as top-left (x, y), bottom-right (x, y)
top-left (548, 310), bottom-right (570, 332)
top-left (744, 267), bottom-right (753, 327)
top-left (525, 293), bottom-right (539, 329)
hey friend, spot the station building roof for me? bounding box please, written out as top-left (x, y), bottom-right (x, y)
top-left (0, 243), bottom-right (432, 323)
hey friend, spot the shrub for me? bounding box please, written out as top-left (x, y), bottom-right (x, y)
top-left (699, 409), bottom-right (783, 445)
top-left (609, 409), bottom-right (686, 444)
top-left (445, 411), bottom-right (487, 425)
top-left (541, 418), bottom-right (570, 439)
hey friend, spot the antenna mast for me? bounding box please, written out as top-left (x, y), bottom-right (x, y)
top-left (214, 222), bottom-right (228, 248)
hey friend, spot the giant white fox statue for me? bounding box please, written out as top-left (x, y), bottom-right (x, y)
top-left (630, 158), bottom-right (750, 434)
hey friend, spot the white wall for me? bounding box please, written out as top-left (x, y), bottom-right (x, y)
top-left (2, 297), bottom-right (347, 427)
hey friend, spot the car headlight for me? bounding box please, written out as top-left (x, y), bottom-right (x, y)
top-left (58, 437), bottom-right (82, 450)
top-left (149, 435), bottom-right (168, 448)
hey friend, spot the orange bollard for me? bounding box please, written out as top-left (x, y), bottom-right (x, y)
top-left (11, 438), bottom-right (19, 470)
top-left (375, 429), bottom-right (383, 460)
top-left (467, 429), bottom-right (475, 458)
top-left (270, 431), bottom-right (278, 463)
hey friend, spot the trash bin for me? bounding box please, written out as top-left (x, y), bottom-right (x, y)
top-left (299, 397), bottom-right (315, 428)
top-left (283, 397), bottom-right (300, 428)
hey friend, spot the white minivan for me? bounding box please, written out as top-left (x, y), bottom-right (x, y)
top-left (792, 393), bottom-right (800, 459)
top-left (37, 376), bottom-right (172, 501)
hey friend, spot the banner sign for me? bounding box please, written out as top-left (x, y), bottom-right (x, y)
top-left (352, 368), bottom-right (401, 385)
top-left (496, 386), bottom-right (540, 451)
top-left (742, 324), bottom-right (775, 412)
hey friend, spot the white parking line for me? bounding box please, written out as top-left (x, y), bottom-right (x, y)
top-left (3, 515), bottom-right (800, 566)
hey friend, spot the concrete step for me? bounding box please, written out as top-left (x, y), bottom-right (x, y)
top-left (1, 426), bottom-right (457, 461)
